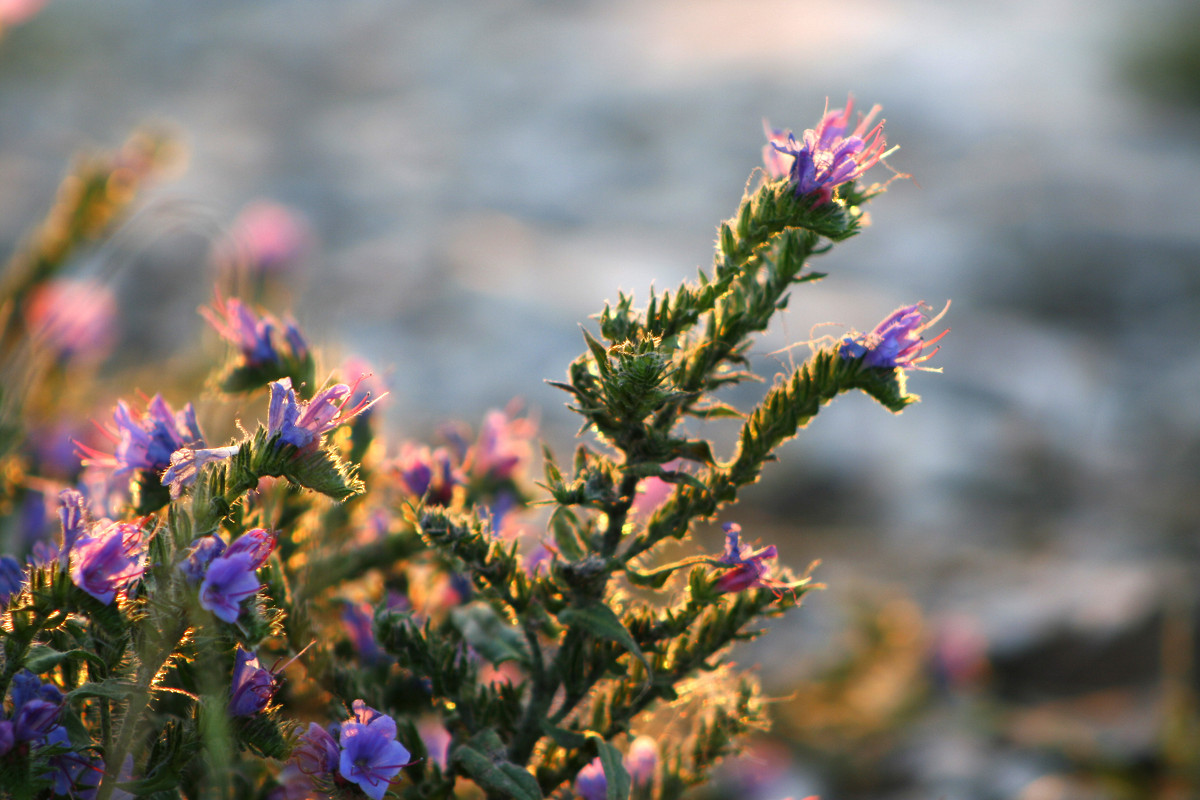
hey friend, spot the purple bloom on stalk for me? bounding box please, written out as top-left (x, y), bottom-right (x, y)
top-left (162, 444), bottom-right (240, 498)
top-left (9, 670), bottom-right (64, 744)
top-left (229, 646), bottom-right (276, 716)
top-left (80, 395), bottom-right (205, 479)
top-left (390, 443), bottom-right (460, 505)
top-left (267, 377), bottom-right (379, 454)
top-left (0, 555), bottom-right (24, 603)
top-left (574, 758), bottom-right (607, 800)
top-left (225, 527), bottom-right (277, 567)
top-left (278, 722), bottom-right (340, 799)
top-left (342, 601), bottom-right (386, 665)
top-left (713, 522), bottom-right (780, 595)
top-left (201, 294), bottom-right (295, 367)
top-left (466, 409), bottom-right (535, 481)
top-left (625, 736), bottom-right (659, 787)
top-left (25, 278), bottom-right (118, 363)
top-left (338, 700), bottom-right (412, 800)
top-left (839, 302), bottom-right (949, 370)
top-left (199, 552), bottom-right (261, 623)
top-left (764, 96), bottom-right (889, 205)
top-left (69, 520), bottom-right (146, 605)
top-left (178, 535), bottom-right (226, 583)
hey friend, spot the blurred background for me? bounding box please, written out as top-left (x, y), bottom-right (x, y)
top-left (2, 0), bottom-right (1200, 797)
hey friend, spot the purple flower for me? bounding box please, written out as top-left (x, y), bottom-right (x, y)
top-left (69, 520), bottom-right (146, 605)
top-left (465, 409), bottom-right (535, 481)
top-left (9, 670), bottom-right (64, 744)
top-left (225, 527), bottom-right (277, 568)
top-left (839, 302), bottom-right (949, 370)
top-left (25, 278), bottom-right (118, 363)
top-left (764, 96), bottom-right (889, 205)
top-left (178, 535), bottom-right (226, 583)
top-left (57, 489), bottom-right (88, 563)
top-left (267, 377), bottom-right (379, 454)
top-left (574, 758), bottom-right (607, 800)
top-left (0, 720), bottom-right (13, 756)
top-left (162, 445), bottom-right (240, 498)
top-left (342, 601), bottom-right (385, 665)
top-left (625, 736), bottom-right (658, 787)
top-left (219, 201), bottom-right (312, 276)
top-left (713, 523), bottom-right (780, 595)
top-left (42, 724), bottom-right (103, 798)
top-left (278, 723), bottom-right (340, 799)
top-left (338, 700), bottom-right (412, 800)
top-left (390, 443), bottom-right (460, 505)
top-left (80, 395), bottom-right (205, 479)
top-left (0, 555), bottom-right (24, 604)
top-left (229, 646), bottom-right (276, 716)
top-left (201, 294), bottom-right (289, 367)
top-left (199, 552), bottom-right (261, 623)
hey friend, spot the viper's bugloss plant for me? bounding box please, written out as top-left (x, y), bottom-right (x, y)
top-left (0, 97), bottom-right (945, 800)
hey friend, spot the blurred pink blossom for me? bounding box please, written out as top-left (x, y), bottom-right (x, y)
top-left (25, 279), bottom-right (117, 363)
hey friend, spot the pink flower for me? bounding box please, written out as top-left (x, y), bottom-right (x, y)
top-left (25, 279), bottom-right (118, 363)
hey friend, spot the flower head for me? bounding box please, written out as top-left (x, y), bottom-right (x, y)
top-left (81, 395), bottom-right (205, 479)
top-left (25, 278), bottom-right (118, 363)
top-left (389, 443), bottom-right (460, 506)
top-left (178, 535), bottom-right (226, 583)
top-left (574, 758), bottom-right (607, 800)
top-left (338, 700), bottom-right (412, 800)
top-left (201, 294), bottom-right (309, 368)
top-left (839, 301), bottom-right (949, 370)
top-left (713, 522), bottom-right (781, 595)
top-left (219, 201), bottom-right (312, 276)
top-left (0, 555), bottom-right (25, 604)
top-left (229, 646), bottom-right (276, 716)
top-left (765, 96), bottom-right (889, 204)
top-left (626, 736), bottom-right (659, 787)
top-left (199, 551), bottom-right (262, 623)
top-left (465, 409), bottom-right (535, 482)
top-left (267, 377), bottom-right (379, 454)
top-left (69, 519), bottom-right (146, 604)
top-left (162, 444), bottom-right (240, 498)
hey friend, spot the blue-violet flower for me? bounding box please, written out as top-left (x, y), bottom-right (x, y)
top-left (838, 302), bottom-right (949, 370)
top-left (764, 96), bottom-right (889, 204)
top-left (713, 522), bottom-right (780, 595)
top-left (338, 700), bottom-right (412, 800)
top-left (229, 646), bottom-right (276, 716)
top-left (267, 377), bottom-right (378, 454)
top-left (69, 520), bottom-right (146, 605)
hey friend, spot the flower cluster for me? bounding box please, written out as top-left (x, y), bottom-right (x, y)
top-left (179, 528), bottom-right (277, 623)
top-left (278, 701), bottom-right (411, 800)
top-left (0, 99), bottom-right (944, 800)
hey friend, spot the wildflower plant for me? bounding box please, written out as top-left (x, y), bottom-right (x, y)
top-left (0, 96), bottom-right (946, 800)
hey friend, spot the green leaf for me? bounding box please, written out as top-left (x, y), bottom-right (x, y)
top-left (450, 603), bottom-right (531, 666)
top-left (452, 730), bottom-right (543, 800)
top-left (558, 603), bottom-right (651, 678)
top-left (540, 722), bottom-right (590, 750)
top-left (67, 679), bottom-right (139, 702)
top-left (24, 644), bottom-right (105, 674)
top-left (590, 734), bottom-right (632, 800)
